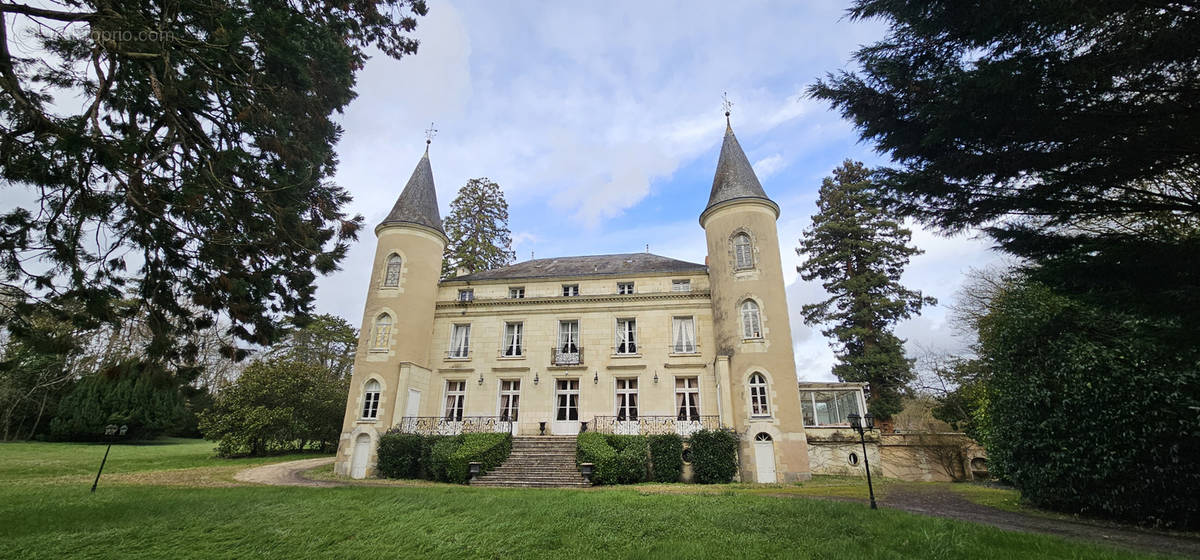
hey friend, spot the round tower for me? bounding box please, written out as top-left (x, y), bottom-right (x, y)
top-left (701, 119), bottom-right (811, 482)
top-left (334, 146), bottom-right (446, 478)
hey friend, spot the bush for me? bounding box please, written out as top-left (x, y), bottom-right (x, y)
top-left (690, 429), bottom-right (739, 484)
top-left (444, 433), bottom-right (512, 484)
top-left (576, 433), bottom-right (648, 485)
top-left (427, 436), bottom-right (463, 482)
top-left (648, 434), bottom-right (683, 483)
top-left (376, 432), bottom-right (427, 479)
top-left (979, 282), bottom-right (1200, 529)
top-left (49, 359), bottom-right (188, 442)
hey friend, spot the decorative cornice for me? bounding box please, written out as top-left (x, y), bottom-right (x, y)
top-left (435, 290), bottom-right (711, 310)
top-left (606, 364), bottom-right (647, 370)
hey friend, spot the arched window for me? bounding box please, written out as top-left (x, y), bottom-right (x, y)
top-left (741, 300), bottom-right (762, 339)
top-left (755, 432), bottom-right (773, 441)
top-left (733, 233), bottom-right (754, 269)
top-left (362, 380), bottom-right (381, 419)
top-left (383, 255), bottom-right (402, 287)
top-left (372, 314), bottom-right (392, 350)
top-left (749, 373), bottom-right (770, 416)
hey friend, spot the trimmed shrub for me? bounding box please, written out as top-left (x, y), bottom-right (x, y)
top-left (375, 432), bottom-right (427, 479)
top-left (577, 432), bottom-right (649, 485)
top-left (690, 429), bottom-right (739, 484)
top-left (428, 436), bottom-right (464, 482)
top-left (577, 432), bottom-right (617, 483)
top-left (444, 433), bottom-right (512, 484)
top-left (648, 434), bottom-right (683, 483)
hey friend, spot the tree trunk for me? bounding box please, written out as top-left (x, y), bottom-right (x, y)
top-left (27, 393), bottom-right (48, 440)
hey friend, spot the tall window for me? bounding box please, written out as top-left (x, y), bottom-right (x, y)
top-left (499, 380), bottom-right (520, 421)
top-left (361, 380), bottom-right (381, 419)
top-left (449, 324), bottom-right (470, 358)
top-left (733, 233), bottom-right (754, 269)
top-left (509, 287), bottom-right (525, 299)
top-left (749, 373), bottom-right (770, 416)
top-left (372, 314), bottom-right (392, 350)
top-left (443, 380), bottom-right (465, 421)
top-left (675, 377), bottom-right (700, 421)
top-left (616, 378), bottom-right (638, 421)
top-left (617, 282), bottom-right (634, 295)
top-left (672, 279), bottom-right (692, 292)
top-left (741, 300), bottom-right (763, 339)
top-left (555, 379), bottom-right (579, 421)
top-left (503, 322), bottom-right (524, 357)
top-left (383, 255), bottom-right (402, 287)
top-left (562, 284), bottom-right (579, 297)
top-left (559, 321), bottom-right (579, 353)
top-left (672, 317), bottom-right (697, 353)
top-left (616, 318), bottom-right (637, 354)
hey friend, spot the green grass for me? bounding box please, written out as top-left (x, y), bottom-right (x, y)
top-left (0, 440), bottom-right (1175, 559)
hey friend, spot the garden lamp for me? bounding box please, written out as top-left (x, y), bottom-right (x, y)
top-left (847, 413), bottom-right (878, 510)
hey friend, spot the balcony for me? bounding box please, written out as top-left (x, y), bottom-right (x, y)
top-left (667, 343), bottom-right (700, 355)
top-left (551, 345), bottom-right (584, 366)
top-left (445, 350), bottom-right (471, 360)
top-left (591, 415), bottom-right (721, 436)
top-left (391, 416), bottom-right (513, 435)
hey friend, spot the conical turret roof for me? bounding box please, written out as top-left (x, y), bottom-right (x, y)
top-left (379, 148), bottom-right (444, 234)
top-left (703, 124), bottom-right (775, 215)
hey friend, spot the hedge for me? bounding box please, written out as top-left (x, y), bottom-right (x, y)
top-left (648, 434), bottom-right (683, 482)
top-left (690, 429), bottom-right (739, 484)
top-left (576, 432), bottom-right (649, 485)
top-left (376, 432), bottom-right (511, 484)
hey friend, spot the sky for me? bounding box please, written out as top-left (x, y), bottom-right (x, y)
top-left (316, 0), bottom-right (1003, 381)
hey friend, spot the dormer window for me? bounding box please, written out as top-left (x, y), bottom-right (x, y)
top-left (458, 289), bottom-right (474, 302)
top-left (562, 284), bottom-right (579, 297)
top-left (617, 282), bottom-right (634, 295)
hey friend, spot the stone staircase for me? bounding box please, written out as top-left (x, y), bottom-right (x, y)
top-left (470, 435), bottom-right (591, 488)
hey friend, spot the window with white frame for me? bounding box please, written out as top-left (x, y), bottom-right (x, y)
top-left (449, 324), bottom-right (470, 358)
top-left (617, 282), bottom-right (634, 295)
top-left (503, 322), bottom-right (524, 357)
top-left (361, 379), bottom-right (381, 419)
top-left (443, 380), bottom-right (466, 421)
top-left (555, 379), bottom-right (579, 421)
top-left (558, 320), bottom-right (579, 353)
top-left (498, 380), bottom-right (520, 421)
top-left (615, 318), bottom-right (637, 354)
top-left (372, 314), bottom-right (392, 350)
top-left (741, 300), bottom-right (763, 339)
top-left (749, 373), bottom-right (770, 416)
top-left (458, 289), bottom-right (474, 302)
top-left (672, 279), bottom-right (692, 292)
top-left (675, 377), bottom-right (701, 421)
top-left (799, 390), bottom-right (863, 427)
top-left (383, 255), bottom-right (402, 287)
top-left (616, 378), bottom-right (638, 421)
top-left (509, 287), bottom-right (525, 299)
top-left (562, 284), bottom-right (579, 297)
top-left (672, 317), bottom-right (697, 353)
top-left (733, 233), bottom-right (754, 269)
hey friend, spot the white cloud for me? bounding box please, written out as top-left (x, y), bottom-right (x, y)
top-left (753, 154), bottom-right (786, 180)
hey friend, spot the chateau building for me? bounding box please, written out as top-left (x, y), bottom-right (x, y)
top-left (335, 121), bottom-right (814, 483)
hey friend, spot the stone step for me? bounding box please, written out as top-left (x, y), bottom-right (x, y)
top-left (471, 481), bottom-right (592, 488)
top-left (470, 435), bottom-right (590, 488)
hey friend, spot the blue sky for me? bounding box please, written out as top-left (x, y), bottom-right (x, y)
top-left (317, 1), bottom-right (1003, 381)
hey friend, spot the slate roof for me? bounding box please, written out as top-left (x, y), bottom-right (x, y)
top-left (379, 149), bottom-right (444, 234)
top-left (445, 253), bottom-right (707, 283)
top-left (704, 124), bottom-right (774, 213)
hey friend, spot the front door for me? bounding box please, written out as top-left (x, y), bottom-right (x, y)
top-left (754, 433), bottom-right (777, 483)
top-left (615, 378), bottom-right (639, 434)
top-left (350, 433), bottom-right (371, 479)
top-left (498, 380), bottom-right (520, 434)
top-left (553, 378), bottom-right (580, 435)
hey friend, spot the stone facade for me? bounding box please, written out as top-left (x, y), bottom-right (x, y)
top-left (334, 124), bottom-right (814, 483)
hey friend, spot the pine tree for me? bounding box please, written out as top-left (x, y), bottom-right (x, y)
top-left (441, 178), bottom-right (517, 279)
top-left (797, 161), bottom-right (935, 419)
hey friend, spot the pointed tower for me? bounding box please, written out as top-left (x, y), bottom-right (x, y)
top-left (701, 117), bottom-right (811, 482)
top-left (334, 144), bottom-right (447, 478)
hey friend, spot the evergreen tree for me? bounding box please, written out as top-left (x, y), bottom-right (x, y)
top-left (797, 161), bottom-right (935, 419)
top-left (441, 178), bottom-right (516, 279)
top-left (0, 0), bottom-right (429, 359)
top-left (808, 0), bottom-right (1200, 324)
top-left (264, 314), bottom-right (357, 380)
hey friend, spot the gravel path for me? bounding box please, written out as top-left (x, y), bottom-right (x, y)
top-left (233, 457), bottom-right (341, 487)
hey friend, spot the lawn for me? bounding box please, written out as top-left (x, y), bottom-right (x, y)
top-left (0, 439), bottom-right (1174, 560)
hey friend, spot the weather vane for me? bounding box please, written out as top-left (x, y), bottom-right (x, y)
top-left (425, 122), bottom-right (438, 146)
top-left (722, 92), bottom-right (734, 125)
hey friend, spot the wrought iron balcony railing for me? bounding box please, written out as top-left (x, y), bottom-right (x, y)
top-left (551, 345), bottom-right (584, 366)
top-left (667, 343), bottom-right (700, 355)
top-left (390, 416), bottom-right (513, 436)
top-left (445, 349), bottom-right (471, 360)
top-left (591, 415), bottom-right (721, 436)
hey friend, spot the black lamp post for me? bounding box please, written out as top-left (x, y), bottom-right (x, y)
top-left (91, 423), bottom-right (128, 493)
top-left (847, 413), bottom-right (877, 510)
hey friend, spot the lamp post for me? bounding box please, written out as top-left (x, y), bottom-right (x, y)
top-left (847, 413), bottom-right (877, 510)
top-left (91, 423), bottom-right (128, 493)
